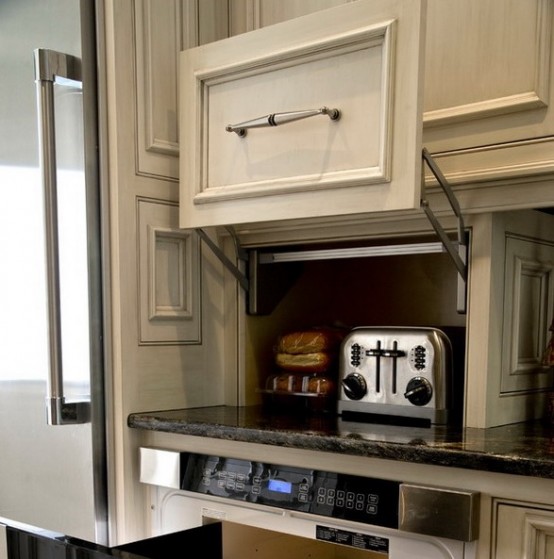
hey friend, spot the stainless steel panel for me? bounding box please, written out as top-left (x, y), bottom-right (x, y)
top-left (140, 448), bottom-right (182, 489)
top-left (338, 327), bottom-right (453, 423)
top-left (399, 483), bottom-right (480, 542)
top-left (0, 0), bottom-right (107, 544)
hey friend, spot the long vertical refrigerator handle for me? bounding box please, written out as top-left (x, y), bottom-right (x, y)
top-left (34, 48), bottom-right (90, 425)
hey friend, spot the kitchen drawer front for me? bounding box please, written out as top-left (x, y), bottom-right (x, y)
top-left (179, 0), bottom-right (426, 228)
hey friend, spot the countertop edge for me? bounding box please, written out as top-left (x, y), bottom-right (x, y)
top-left (127, 408), bottom-right (554, 480)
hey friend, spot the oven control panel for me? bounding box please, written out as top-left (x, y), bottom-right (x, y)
top-left (179, 453), bottom-right (399, 529)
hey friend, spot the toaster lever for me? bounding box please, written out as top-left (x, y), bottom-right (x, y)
top-left (365, 345), bottom-right (406, 394)
top-left (365, 349), bottom-right (405, 358)
top-left (382, 349), bottom-right (406, 358)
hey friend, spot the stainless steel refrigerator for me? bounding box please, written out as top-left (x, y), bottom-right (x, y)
top-left (0, 0), bottom-right (108, 546)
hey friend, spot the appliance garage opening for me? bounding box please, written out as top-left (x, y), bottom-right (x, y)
top-left (240, 233), bottom-right (468, 427)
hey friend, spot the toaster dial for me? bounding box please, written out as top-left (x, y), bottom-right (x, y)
top-left (342, 373), bottom-right (367, 400)
top-left (404, 377), bottom-right (433, 406)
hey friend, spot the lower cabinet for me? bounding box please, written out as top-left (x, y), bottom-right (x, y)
top-left (494, 500), bottom-right (554, 559)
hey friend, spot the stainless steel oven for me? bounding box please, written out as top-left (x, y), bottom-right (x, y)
top-left (140, 448), bottom-right (479, 559)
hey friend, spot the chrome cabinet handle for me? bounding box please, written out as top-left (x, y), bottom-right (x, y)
top-left (34, 48), bottom-right (90, 425)
top-left (226, 106), bottom-right (340, 137)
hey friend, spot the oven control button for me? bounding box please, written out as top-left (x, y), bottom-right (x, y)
top-left (341, 373), bottom-right (367, 400)
top-left (403, 377), bottom-right (433, 406)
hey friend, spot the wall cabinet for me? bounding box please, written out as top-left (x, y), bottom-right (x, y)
top-left (179, 0), bottom-right (426, 229)
top-left (224, 0), bottom-right (554, 218)
top-left (115, 0), bottom-right (554, 237)
top-left (423, 0), bottom-right (554, 208)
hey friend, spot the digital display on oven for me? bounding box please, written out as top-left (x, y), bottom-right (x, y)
top-left (268, 479), bottom-right (292, 494)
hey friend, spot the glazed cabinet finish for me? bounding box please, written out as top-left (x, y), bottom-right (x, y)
top-left (179, 0), bottom-right (426, 228)
top-left (133, 0), bottom-right (229, 181)
top-left (101, 0), bottom-right (230, 544)
top-left (465, 211), bottom-right (554, 428)
top-left (104, 0), bottom-right (554, 547)
top-left (494, 500), bottom-right (554, 558)
top-left (423, 0), bottom-right (554, 202)
top-left (226, 0), bottom-right (554, 217)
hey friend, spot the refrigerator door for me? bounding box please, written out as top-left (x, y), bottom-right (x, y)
top-left (0, 0), bottom-right (106, 545)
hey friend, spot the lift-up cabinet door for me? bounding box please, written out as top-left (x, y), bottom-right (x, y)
top-left (179, 0), bottom-right (426, 229)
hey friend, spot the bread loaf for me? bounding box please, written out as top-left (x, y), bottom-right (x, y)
top-left (275, 352), bottom-right (332, 374)
top-left (276, 328), bottom-right (344, 355)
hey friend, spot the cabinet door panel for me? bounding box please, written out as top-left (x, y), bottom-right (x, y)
top-left (422, 0), bottom-right (554, 205)
top-left (501, 236), bottom-right (554, 394)
top-left (495, 501), bottom-right (554, 559)
top-left (180, 0), bottom-right (425, 228)
top-left (134, 0), bottom-right (229, 182)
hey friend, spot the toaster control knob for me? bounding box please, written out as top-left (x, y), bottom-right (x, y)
top-left (404, 377), bottom-right (433, 406)
top-left (342, 373), bottom-right (367, 400)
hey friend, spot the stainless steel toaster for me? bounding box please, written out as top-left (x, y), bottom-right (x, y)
top-left (337, 327), bottom-right (453, 424)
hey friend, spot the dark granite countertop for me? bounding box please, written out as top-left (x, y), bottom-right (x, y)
top-left (128, 405), bottom-right (554, 480)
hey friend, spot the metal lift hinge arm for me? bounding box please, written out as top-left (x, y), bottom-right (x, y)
top-left (421, 147), bottom-right (468, 313)
top-left (195, 227), bottom-right (249, 292)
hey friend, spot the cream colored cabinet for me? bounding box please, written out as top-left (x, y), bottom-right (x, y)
top-left (223, 0), bottom-right (554, 219)
top-left (132, 0), bottom-right (229, 182)
top-left (465, 210), bottom-right (554, 428)
top-left (422, 0), bottom-right (554, 215)
top-left (179, 0), bottom-right (426, 229)
top-left (101, 0), bottom-right (230, 544)
top-left (494, 500), bottom-right (554, 558)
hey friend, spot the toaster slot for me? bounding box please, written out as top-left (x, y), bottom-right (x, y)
top-left (366, 341), bottom-right (382, 393)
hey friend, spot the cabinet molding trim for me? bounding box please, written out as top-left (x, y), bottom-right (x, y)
top-left (424, 0), bottom-right (552, 127)
top-left (138, 198), bottom-right (202, 345)
top-left (147, 225), bottom-right (195, 321)
top-left (134, 0), bottom-right (198, 181)
top-left (524, 513), bottom-right (554, 559)
top-left (500, 236), bottom-right (554, 393)
top-left (193, 24), bottom-right (394, 205)
top-left (424, 137), bottom-right (554, 187)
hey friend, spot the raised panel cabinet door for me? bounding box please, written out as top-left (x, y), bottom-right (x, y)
top-left (179, 0), bottom-right (426, 228)
top-left (494, 501), bottom-right (554, 559)
top-left (228, 0), bottom-right (351, 34)
top-left (137, 199), bottom-right (201, 344)
top-left (500, 236), bottom-right (554, 394)
top-left (464, 210), bottom-right (554, 428)
top-left (134, 0), bottom-right (230, 181)
top-left (422, 0), bottom-right (554, 208)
